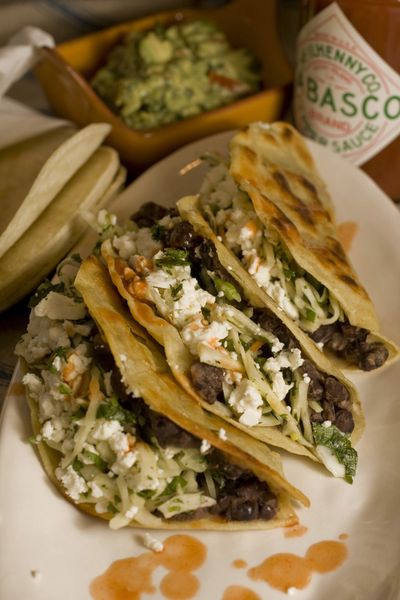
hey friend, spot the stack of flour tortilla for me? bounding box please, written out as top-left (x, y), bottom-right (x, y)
top-left (0, 122), bottom-right (125, 312)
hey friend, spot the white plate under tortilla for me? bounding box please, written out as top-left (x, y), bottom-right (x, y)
top-left (1, 131), bottom-right (400, 600)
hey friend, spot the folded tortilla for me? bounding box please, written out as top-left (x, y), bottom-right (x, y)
top-left (0, 123), bottom-right (111, 260)
top-left (0, 146), bottom-right (124, 312)
top-left (101, 202), bottom-right (364, 481)
top-left (224, 121), bottom-right (398, 371)
top-left (18, 255), bottom-right (308, 532)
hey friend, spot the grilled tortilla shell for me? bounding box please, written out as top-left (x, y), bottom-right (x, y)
top-left (101, 206), bottom-right (364, 468)
top-left (22, 256), bottom-right (308, 532)
top-left (227, 122), bottom-right (398, 369)
top-left (73, 256), bottom-right (308, 528)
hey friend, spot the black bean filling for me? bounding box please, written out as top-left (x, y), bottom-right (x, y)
top-left (311, 322), bottom-right (388, 371)
top-left (91, 338), bottom-right (277, 522)
top-left (138, 403), bottom-right (278, 522)
top-left (129, 205), bottom-right (355, 435)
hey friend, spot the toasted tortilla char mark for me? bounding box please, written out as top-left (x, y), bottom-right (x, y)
top-left (261, 131), bottom-right (279, 146)
top-left (272, 171), bottom-right (316, 227)
top-left (299, 175), bottom-right (317, 197)
top-left (326, 237), bottom-right (347, 262)
top-left (240, 145), bottom-right (257, 164)
top-left (282, 125), bottom-right (293, 141)
top-left (340, 274), bottom-right (361, 289)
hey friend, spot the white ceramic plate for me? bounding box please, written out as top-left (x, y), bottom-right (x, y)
top-left (1, 131), bottom-right (400, 600)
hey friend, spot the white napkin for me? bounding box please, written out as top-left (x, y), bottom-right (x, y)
top-left (0, 26), bottom-right (69, 150)
top-left (0, 26), bottom-right (54, 98)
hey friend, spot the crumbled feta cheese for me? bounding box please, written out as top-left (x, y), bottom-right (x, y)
top-left (224, 370), bottom-right (243, 385)
top-left (22, 372), bottom-right (42, 395)
top-left (34, 292), bottom-right (86, 321)
top-left (272, 371), bottom-right (293, 401)
top-left (91, 419), bottom-right (123, 441)
top-left (97, 209), bottom-right (117, 229)
top-left (95, 499), bottom-right (109, 514)
top-left (316, 342), bottom-right (324, 350)
top-left (181, 319), bottom-right (230, 356)
top-left (16, 315), bottom-right (71, 363)
top-left (322, 420), bottom-right (332, 428)
top-left (267, 282), bottom-right (300, 320)
top-left (200, 439), bottom-right (211, 454)
top-left (135, 227), bottom-right (161, 257)
top-left (112, 232), bottom-right (137, 259)
top-left (89, 481), bottom-right (103, 498)
top-left (144, 532), bottom-right (164, 553)
top-left (264, 349), bottom-right (303, 374)
top-left (228, 380), bottom-right (263, 426)
top-left (218, 428), bottom-right (228, 441)
top-left (56, 465), bottom-right (88, 501)
top-left (271, 340), bottom-right (284, 355)
top-left (163, 447), bottom-right (177, 459)
top-left (125, 505), bottom-right (139, 520)
top-left (41, 418), bottom-right (66, 443)
top-left (303, 374), bottom-right (311, 384)
top-left (289, 348), bottom-right (304, 369)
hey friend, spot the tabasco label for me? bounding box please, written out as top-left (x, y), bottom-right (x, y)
top-left (294, 2), bottom-right (400, 166)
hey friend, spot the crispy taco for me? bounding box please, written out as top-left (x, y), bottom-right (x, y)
top-left (99, 202), bottom-right (363, 482)
top-left (195, 121), bottom-right (398, 372)
top-left (16, 255), bottom-right (308, 531)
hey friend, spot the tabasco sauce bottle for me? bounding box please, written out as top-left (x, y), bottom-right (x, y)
top-left (294, 1), bottom-right (400, 201)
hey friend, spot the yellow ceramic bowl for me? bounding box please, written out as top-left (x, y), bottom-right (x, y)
top-left (35, 0), bottom-right (293, 173)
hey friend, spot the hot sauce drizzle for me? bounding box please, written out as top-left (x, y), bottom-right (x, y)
top-left (222, 585), bottom-right (261, 600)
top-left (89, 534), bottom-right (207, 600)
top-left (284, 524), bottom-right (308, 538)
top-left (232, 559), bottom-right (248, 569)
top-left (337, 221), bottom-right (358, 253)
top-left (248, 540), bottom-right (348, 593)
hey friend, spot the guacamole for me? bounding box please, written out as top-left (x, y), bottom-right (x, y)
top-left (91, 20), bottom-right (262, 130)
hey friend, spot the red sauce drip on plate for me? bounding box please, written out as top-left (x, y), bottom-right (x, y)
top-left (337, 221), bottom-right (358, 253)
top-left (222, 585), bottom-right (261, 600)
top-left (232, 559), bottom-right (248, 569)
top-left (248, 540), bottom-right (348, 593)
top-left (89, 534), bottom-right (206, 600)
top-left (284, 524), bottom-right (308, 538)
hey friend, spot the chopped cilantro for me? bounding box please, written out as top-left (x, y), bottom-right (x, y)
top-left (72, 458), bottom-right (84, 473)
top-left (28, 280), bottom-right (65, 308)
top-left (210, 468), bottom-right (226, 489)
top-left (71, 407), bottom-right (86, 420)
top-left (312, 423), bottom-right (357, 483)
top-left (159, 475), bottom-right (187, 500)
top-left (155, 248), bottom-right (190, 268)
top-left (46, 361), bottom-right (57, 374)
top-left (96, 395), bottom-right (136, 425)
top-left (283, 267), bottom-right (297, 280)
top-left (83, 450), bottom-right (108, 472)
top-left (137, 489), bottom-right (157, 499)
top-left (305, 308), bottom-right (316, 322)
top-left (170, 282), bottom-right (183, 299)
top-left (201, 306), bottom-right (211, 320)
top-left (151, 223), bottom-right (167, 241)
top-left (58, 383), bottom-right (71, 395)
top-left (107, 502), bottom-right (118, 514)
top-left (214, 278), bottom-right (241, 303)
top-left (221, 336), bottom-right (235, 352)
top-left (54, 347), bottom-right (68, 359)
